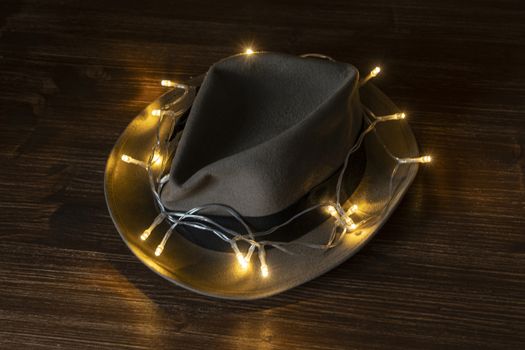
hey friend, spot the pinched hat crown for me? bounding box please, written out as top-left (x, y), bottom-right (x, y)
top-left (160, 52), bottom-right (362, 217)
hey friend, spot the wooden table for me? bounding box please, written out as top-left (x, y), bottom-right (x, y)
top-left (1, 0), bottom-right (524, 348)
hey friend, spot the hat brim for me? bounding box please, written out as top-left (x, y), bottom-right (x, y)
top-left (104, 79), bottom-right (420, 300)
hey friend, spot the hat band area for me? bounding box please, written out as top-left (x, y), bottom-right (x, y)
top-left (118, 53), bottom-right (432, 279)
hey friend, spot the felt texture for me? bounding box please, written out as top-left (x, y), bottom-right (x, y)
top-left (160, 52), bottom-right (362, 217)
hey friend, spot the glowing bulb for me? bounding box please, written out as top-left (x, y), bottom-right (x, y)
top-left (370, 66), bottom-right (381, 77)
top-left (152, 151), bottom-right (163, 166)
top-left (349, 204), bottom-right (358, 213)
top-left (376, 112), bottom-right (407, 122)
top-left (327, 205), bottom-right (338, 217)
top-left (236, 253), bottom-right (249, 269)
top-left (349, 222), bottom-right (357, 230)
top-left (155, 245), bottom-right (164, 256)
top-left (245, 245), bottom-right (256, 262)
top-left (152, 109), bottom-right (162, 117)
top-left (140, 229), bottom-right (151, 241)
top-left (344, 216), bottom-right (355, 227)
top-left (244, 48), bottom-right (254, 55)
top-left (120, 154), bottom-right (147, 168)
top-left (161, 79), bottom-right (175, 87)
top-left (400, 155), bottom-right (433, 164)
top-left (260, 264), bottom-right (269, 278)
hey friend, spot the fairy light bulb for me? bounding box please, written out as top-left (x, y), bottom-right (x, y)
top-left (161, 79), bottom-right (176, 87)
top-left (244, 48), bottom-right (254, 55)
top-left (349, 204), bottom-right (359, 213)
top-left (260, 264), bottom-right (269, 278)
top-left (422, 155), bottom-right (432, 163)
top-left (152, 151), bottom-right (163, 166)
top-left (327, 205), bottom-right (338, 217)
top-left (120, 154), bottom-right (147, 168)
top-left (360, 66), bottom-right (383, 86)
top-left (152, 109), bottom-right (162, 117)
top-left (230, 242), bottom-right (249, 269)
top-left (344, 216), bottom-right (357, 230)
top-left (121, 154), bottom-right (131, 163)
top-left (376, 112), bottom-right (406, 122)
top-left (139, 213), bottom-right (165, 242)
top-left (155, 245), bottom-right (164, 256)
top-left (236, 253), bottom-right (249, 269)
top-left (258, 247), bottom-right (269, 278)
top-left (140, 229), bottom-right (151, 241)
top-left (370, 66), bottom-right (381, 77)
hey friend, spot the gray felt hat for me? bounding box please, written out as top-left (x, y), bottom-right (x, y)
top-left (105, 52), bottom-right (427, 299)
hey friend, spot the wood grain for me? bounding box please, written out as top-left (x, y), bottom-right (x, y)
top-left (0, 0), bottom-right (524, 348)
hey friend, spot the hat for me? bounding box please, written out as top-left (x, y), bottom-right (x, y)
top-left (105, 51), bottom-right (431, 299)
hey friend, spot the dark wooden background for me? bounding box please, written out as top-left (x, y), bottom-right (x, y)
top-left (1, 0), bottom-right (524, 349)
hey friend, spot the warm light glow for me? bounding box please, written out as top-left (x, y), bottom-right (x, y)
top-left (401, 155), bottom-right (433, 164)
top-left (327, 205), bottom-right (338, 217)
top-left (236, 253), bottom-right (249, 269)
top-left (152, 151), bottom-right (163, 166)
top-left (120, 153), bottom-right (147, 169)
top-left (344, 216), bottom-right (355, 228)
top-left (161, 79), bottom-right (175, 87)
top-left (244, 48), bottom-right (254, 55)
top-left (370, 66), bottom-right (381, 77)
top-left (376, 112), bottom-right (407, 122)
top-left (125, 62), bottom-right (432, 279)
top-left (261, 264), bottom-right (269, 278)
top-left (140, 229), bottom-right (151, 241)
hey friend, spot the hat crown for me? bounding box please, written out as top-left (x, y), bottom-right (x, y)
top-left (161, 52), bottom-right (362, 217)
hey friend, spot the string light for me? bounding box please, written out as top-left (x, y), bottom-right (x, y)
top-left (244, 48), bottom-right (254, 55)
top-left (152, 109), bottom-right (162, 117)
top-left (161, 80), bottom-right (176, 87)
top-left (154, 225), bottom-right (176, 256)
top-left (161, 79), bottom-right (193, 90)
top-left (398, 155), bottom-right (432, 164)
top-left (360, 66), bottom-right (382, 86)
top-left (327, 205), bottom-right (338, 217)
top-left (152, 151), bottom-right (163, 166)
top-left (141, 229), bottom-right (152, 241)
top-left (370, 66), bottom-right (381, 77)
top-left (121, 154), bottom-right (147, 168)
top-left (231, 241), bottom-right (249, 269)
top-left (375, 112), bottom-right (406, 122)
top-left (344, 216), bottom-right (357, 230)
top-left (140, 213), bottom-right (165, 241)
top-left (120, 58), bottom-right (431, 280)
top-left (258, 247), bottom-right (269, 278)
